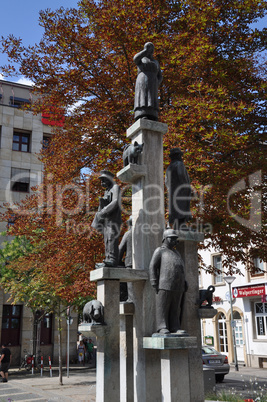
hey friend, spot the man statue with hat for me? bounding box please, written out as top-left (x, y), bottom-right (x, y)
top-left (92, 170), bottom-right (122, 267)
top-left (149, 229), bottom-right (187, 335)
top-left (165, 148), bottom-right (192, 230)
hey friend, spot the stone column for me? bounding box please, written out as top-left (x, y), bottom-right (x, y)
top-left (177, 231), bottom-right (205, 402)
top-left (96, 279), bottom-right (120, 402)
top-left (89, 268), bottom-right (148, 402)
top-left (143, 336), bottom-right (197, 402)
top-left (120, 302), bottom-right (134, 402)
top-left (120, 119), bottom-right (168, 402)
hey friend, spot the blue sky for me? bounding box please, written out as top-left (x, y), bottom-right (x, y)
top-left (1, 0), bottom-right (79, 83)
top-left (1, 1), bottom-right (266, 83)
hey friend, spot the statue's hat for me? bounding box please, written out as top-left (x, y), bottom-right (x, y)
top-left (99, 170), bottom-right (114, 182)
top-left (163, 228), bottom-right (179, 239)
top-left (169, 148), bottom-right (183, 157)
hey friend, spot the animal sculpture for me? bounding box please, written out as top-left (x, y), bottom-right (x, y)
top-left (123, 141), bottom-right (144, 166)
top-left (199, 285), bottom-right (215, 308)
top-left (83, 300), bottom-right (104, 324)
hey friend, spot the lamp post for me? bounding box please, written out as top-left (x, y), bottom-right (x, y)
top-left (66, 306), bottom-right (73, 378)
top-left (224, 276), bottom-right (239, 371)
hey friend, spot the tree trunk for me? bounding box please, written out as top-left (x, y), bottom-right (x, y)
top-left (58, 311), bottom-right (63, 385)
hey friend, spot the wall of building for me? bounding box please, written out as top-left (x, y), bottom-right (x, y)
top-left (0, 80), bottom-right (79, 366)
top-left (200, 246), bottom-right (267, 369)
top-left (0, 80), bottom-right (51, 234)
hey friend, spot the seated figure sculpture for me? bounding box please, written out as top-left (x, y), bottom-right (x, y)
top-left (149, 228), bottom-right (188, 335)
top-left (92, 170), bottom-right (121, 267)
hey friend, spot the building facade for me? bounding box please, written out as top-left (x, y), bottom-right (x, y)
top-left (0, 80), bottom-right (78, 365)
top-left (200, 247), bottom-right (267, 369)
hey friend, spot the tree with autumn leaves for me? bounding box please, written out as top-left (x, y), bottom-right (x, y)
top-left (0, 0), bottom-right (266, 305)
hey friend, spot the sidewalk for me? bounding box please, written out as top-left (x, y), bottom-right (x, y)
top-left (3, 364), bottom-right (267, 401)
top-left (5, 364), bottom-right (96, 401)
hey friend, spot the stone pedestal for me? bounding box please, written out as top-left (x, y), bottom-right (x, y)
top-left (199, 308), bottom-right (218, 319)
top-left (90, 268), bottom-right (147, 402)
top-left (120, 302), bottom-right (134, 402)
top-left (177, 231), bottom-right (205, 402)
top-left (143, 336), bottom-right (198, 402)
top-left (119, 119), bottom-right (168, 402)
top-left (95, 279), bottom-right (120, 402)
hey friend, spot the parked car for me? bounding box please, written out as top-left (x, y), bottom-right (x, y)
top-left (202, 345), bottom-right (230, 382)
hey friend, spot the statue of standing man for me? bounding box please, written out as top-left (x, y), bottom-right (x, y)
top-left (134, 42), bottom-right (162, 121)
top-left (92, 170), bottom-right (121, 268)
top-left (149, 229), bottom-right (187, 335)
top-left (165, 148), bottom-right (192, 230)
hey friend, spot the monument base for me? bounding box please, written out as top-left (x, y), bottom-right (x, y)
top-left (143, 336), bottom-right (198, 402)
top-left (152, 330), bottom-right (189, 338)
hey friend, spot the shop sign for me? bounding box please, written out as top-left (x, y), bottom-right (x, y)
top-left (41, 111), bottom-right (65, 127)
top-left (232, 284), bottom-right (266, 298)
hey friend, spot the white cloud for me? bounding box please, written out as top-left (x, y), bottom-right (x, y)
top-left (0, 74), bottom-right (5, 81)
top-left (67, 100), bottom-right (84, 114)
top-left (16, 77), bottom-right (34, 86)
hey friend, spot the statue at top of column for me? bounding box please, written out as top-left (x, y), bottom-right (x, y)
top-left (91, 170), bottom-right (122, 268)
top-left (165, 148), bottom-right (192, 230)
top-left (133, 42), bottom-right (163, 121)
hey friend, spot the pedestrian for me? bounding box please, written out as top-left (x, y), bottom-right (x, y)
top-left (0, 343), bottom-right (11, 382)
top-left (77, 340), bottom-right (86, 366)
top-left (87, 339), bottom-right (94, 363)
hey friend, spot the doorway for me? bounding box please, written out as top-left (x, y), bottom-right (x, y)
top-left (217, 312), bottom-right (228, 354)
top-left (233, 311), bottom-right (244, 362)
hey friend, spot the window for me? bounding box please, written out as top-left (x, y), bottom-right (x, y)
top-left (10, 96), bottom-right (31, 109)
top-left (1, 305), bottom-right (22, 346)
top-left (199, 272), bottom-right (202, 288)
top-left (7, 215), bottom-right (16, 229)
top-left (37, 313), bottom-right (52, 345)
top-left (11, 168), bottom-right (30, 192)
top-left (42, 135), bottom-right (51, 150)
top-left (213, 255), bottom-right (223, 284)
top-left (251, 257), bottom-right (265, 277)
top-left (254, 302), bottom-right (267, 338)
top-left (12, 131), bottom-right (30, 152)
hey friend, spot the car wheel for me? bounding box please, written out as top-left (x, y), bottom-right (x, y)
top-left (216, 374), bottom-right (225, 383)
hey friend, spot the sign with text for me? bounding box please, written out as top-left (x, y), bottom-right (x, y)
top-left (233, 284), bottom-right (266, 298)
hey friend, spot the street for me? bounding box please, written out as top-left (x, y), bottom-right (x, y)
top-left (215, 365), bottom-right (267, 400)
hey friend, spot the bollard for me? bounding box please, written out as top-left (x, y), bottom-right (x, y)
top-left (31, 356), bottom-right (34, 375)
top-left (41, 356), bottom-right (43, 377)
top-left (49, 356), bottom-right (52, 377)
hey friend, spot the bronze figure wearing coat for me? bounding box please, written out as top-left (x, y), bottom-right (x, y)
top-left (92, 170), bottom-right (121, 267)
top-left (165, 148), bottom-right (192, 230)
top-left (149, 229), bottom-right (187, 334)
top-left (134, 42), bottom-right (162, 121)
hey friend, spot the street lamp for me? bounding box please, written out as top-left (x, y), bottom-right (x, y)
top-left (224, 276), bottom-right (239, 371)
